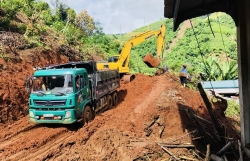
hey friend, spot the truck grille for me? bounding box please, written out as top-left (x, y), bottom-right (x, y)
top-left (33, 100), bottom-right (66, 106)
top-left (37, 108), bottom-right (63, 111)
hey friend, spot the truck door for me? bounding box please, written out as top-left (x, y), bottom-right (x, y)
top-left (75, 73), bottom-right (90, 116)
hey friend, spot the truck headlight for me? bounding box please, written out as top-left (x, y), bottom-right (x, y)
top-left (65, 111), bottom-right (71, 117)
top-left (29, 111), bottom-right (34, 117)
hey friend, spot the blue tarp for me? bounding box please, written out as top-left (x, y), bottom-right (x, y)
top-left (201, 80), bottom-right (239, 89)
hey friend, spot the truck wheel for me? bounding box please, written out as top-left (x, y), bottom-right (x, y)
top-left (112, 92), bottom-right (118, 106)
top-left (83, 105), bottom-right (93, 125)
top-left (107, 95), bottom-right (113, 109)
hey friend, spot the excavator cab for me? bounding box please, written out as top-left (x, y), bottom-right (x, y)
top-left (107, 55), bottom-right (119, 62)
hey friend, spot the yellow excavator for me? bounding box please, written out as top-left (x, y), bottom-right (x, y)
top-left (96, 24), bottom-right (166, 83)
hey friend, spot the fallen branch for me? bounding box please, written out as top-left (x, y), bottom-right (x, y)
top-left (145, 129), bottom-right (153, 137)
top-left (198, 83), bottom-right (225, 141)
top-left (143, 152), bottom-right (151, 161)
top-left (238, 140), bottom-right (243, 161)
top-left (144, 115), bottom-right (159, 137)
top-left (155, 142), bottom-right (179, 160)
top-left (195, 149), bottom-right (206, 157)
top-left (210, 154), bottom-right (224, 161)
top-left (222, 154), bottom-right (228, 161)
top-left (144, 115), bottom-right (159, 131)
top-left (179, 156), bottom-right (199, 161)
top-left (161, 144), bottom-right (195, 148)
top-left (204, 144), bottom-right (210, 161)
top-left (192, 136), bottom-right (203, 141)
top-left (159, 125), bottom-right (165, 138)
top-left (192, 150), bottom-right (203, 160)
top-left (193, 114), bottom-right (212, 124)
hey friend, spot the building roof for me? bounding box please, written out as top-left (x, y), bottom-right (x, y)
top-left (164, 0), bottom-right (238, 31)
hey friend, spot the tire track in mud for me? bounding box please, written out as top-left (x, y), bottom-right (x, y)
top-left (22, 121), bottom-right (106, 161)
top-left (1, 111), bottom-right (110, 160)
top-left (134, 76), bottom-right (168, 114)
top-left (0, 124), bottom-right (39, 143)
top-left (0, 124), bottom-right (69, 160)
top-left (8, 130), bottom-right (72, 161)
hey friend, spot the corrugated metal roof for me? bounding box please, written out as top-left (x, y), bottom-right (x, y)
top-left (164, 0), bottom-right (238, 31)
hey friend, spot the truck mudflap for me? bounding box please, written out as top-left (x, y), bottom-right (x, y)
top-left (29, 109), bottom-right (76, 124)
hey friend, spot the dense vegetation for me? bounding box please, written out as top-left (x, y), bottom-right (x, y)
top-left (0, 0), bottom-right (121, 59)
top-left (163, 13), bottom-right (237, 79)
top-left (125, 13), bottom-right (238, 80)
top-left (0, 0), bottom-right (238, 81)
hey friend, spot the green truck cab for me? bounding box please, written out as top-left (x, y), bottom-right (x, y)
top-left (26, 61), bottom-right (120, 126)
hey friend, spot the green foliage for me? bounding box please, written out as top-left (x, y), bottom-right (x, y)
top-left (162, 13), bottom-right (237, 79)
top-left (199, 57), bottom-right (220, 81)
top-left (215, 61), bottom-right (238, 80)
top-left (17, 23), bottom-right (27, 34)
top-left (225, 100), bottom-right (240, 117)
top-left (0, 16), bottom-right (10, 28)
top-left (40, 10), bottom-right (54, 25)
top-left (198, 56), bottom-right (238, 81)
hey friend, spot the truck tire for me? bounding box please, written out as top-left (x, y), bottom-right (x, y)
top-left (107, 95), bottom-right (113, 109)
top-left (112, 92), bottom-right (118, 106)
top-left (83, 105), bottom-right (93, 125)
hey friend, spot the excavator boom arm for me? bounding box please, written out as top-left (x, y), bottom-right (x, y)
top-left (118, 24), bottom-right (166, 64)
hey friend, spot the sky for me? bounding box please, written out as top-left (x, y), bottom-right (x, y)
top-left (42, 0), bottom-right (165, 34)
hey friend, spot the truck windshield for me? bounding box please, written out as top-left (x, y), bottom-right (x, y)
top-left (32, 75), bottom-right (73, 94)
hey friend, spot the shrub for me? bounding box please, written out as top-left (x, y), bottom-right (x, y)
top-left (225, 99), bottom-right (240, 117)
top-left (17, 23), bottom-right (27, 34)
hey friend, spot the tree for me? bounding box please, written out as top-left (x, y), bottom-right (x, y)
top-left (74, 10), bottom-right (95, 36)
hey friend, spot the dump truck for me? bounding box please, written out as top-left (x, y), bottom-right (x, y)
top-left (26, 61), bottom-right (120, 126)
top-left (96, 24), bottom-right (166, 83)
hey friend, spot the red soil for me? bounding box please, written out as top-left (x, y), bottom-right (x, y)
top-left (0, 51), bottom-right (240, 160)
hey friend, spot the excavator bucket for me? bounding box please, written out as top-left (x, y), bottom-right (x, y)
top-left (143, 54), bottom-right (160, 68)
top-left (121, 74), bottom-right (135, 83)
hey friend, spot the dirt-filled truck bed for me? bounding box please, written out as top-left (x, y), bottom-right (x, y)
top-left (27, 61), bottom-right (120, 126)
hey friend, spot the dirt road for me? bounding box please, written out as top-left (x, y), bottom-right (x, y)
top-left (0, 72), bottom-right (211, 160)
